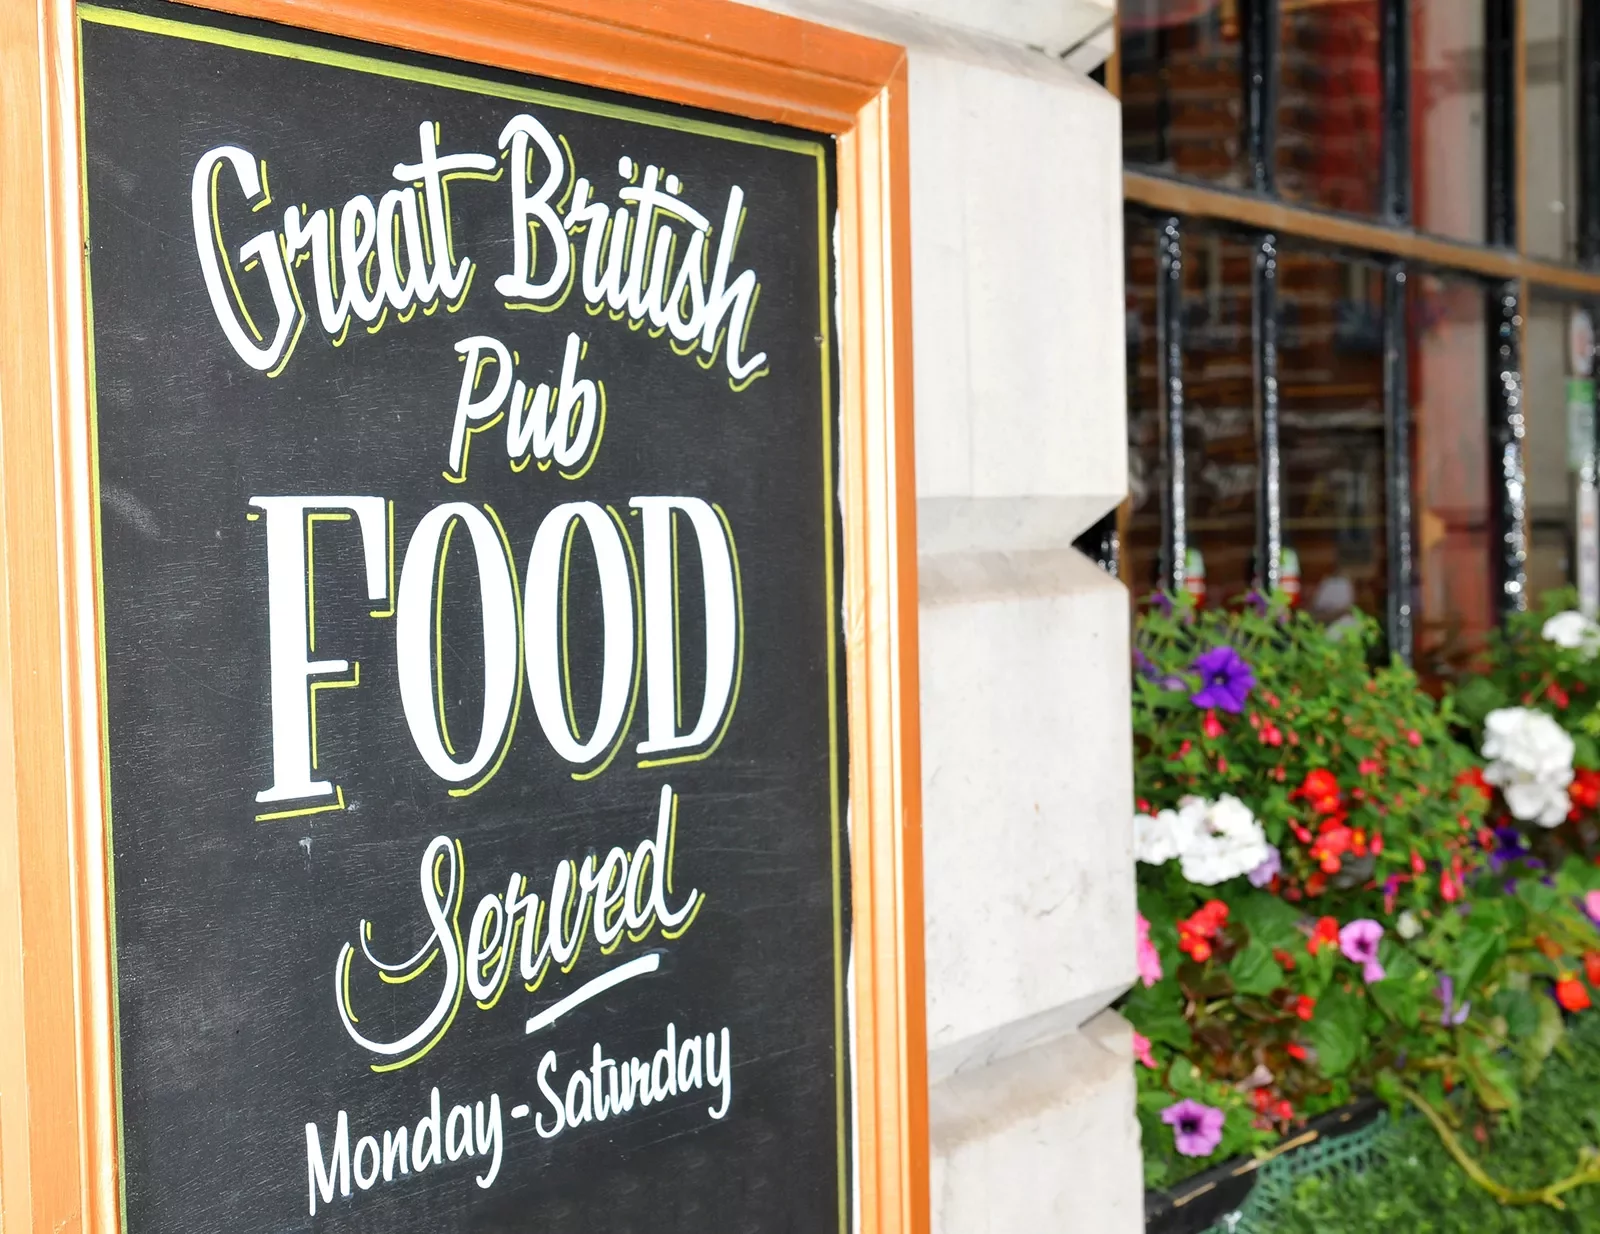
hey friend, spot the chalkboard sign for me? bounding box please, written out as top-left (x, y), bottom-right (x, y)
top-left (79, 2), bottom-right (848, 1229)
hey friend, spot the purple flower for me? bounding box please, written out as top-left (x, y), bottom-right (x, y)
top-left (1162, 1099), bottom-right (1225, 1158)
top-left (1339, 919), bottom-right (1386, 984)
top-left (1134, 648), bottom-right (1159, 680)
top-left (1189, 646), bottom-right (1255, 713)
top-left (1245, 590), bottom-right (1270, 615)
top-left (1489, 827), bottom-right (1542, 873)
top-left (1436, 974), bottom-right (1470, 1027)
top-left (1247, 844), bottom-right (1281, 888)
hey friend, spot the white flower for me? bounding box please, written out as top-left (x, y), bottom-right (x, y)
top-left (1482, 707), bottom-right (1574, 827)
top-left (1542, 610), bottom-right (1600, 658)
top-left (1396, 910), bottom-right (1422, 940)
top-left (1179, 794), bottom-right (1271, 886)
top-left (1134, 800), bottom-right (1204, 865)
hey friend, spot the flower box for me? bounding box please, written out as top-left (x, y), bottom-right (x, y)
top-left (1143, 1099), bottom-right (1383, 1234)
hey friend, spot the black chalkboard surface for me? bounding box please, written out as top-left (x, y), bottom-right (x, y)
top-left (79, 3), bottom-right (846, 1230)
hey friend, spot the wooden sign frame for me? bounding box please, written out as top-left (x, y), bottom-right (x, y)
top-left (0, 1), bottom-right (925, 1231)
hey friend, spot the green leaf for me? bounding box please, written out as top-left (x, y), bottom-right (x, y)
top-left (1368, 974), bottom-right (1421, 1028)
top-left (1520, 994), bottom-right (1566, 1088)
top-left (1167, 1058), bottom-right (1206, 1099)
top-left (1308, 986), bottom-right (1365, 1077)
top-left (1232, 892), bottom-right (1302, 952)
top-left (1452, 926), bottom-right (1506, 995)
top-left (1228, 936), bottom-right (1286, 997)
top-left (1122, 980), bottom-right (1192, 1051)
top-left (1460, 1035), bottom-right (1519, 1116)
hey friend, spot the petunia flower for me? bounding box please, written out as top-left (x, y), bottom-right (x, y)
top-left (1585, 889), bottom-right (1600, 925)
top-left (1136, 913), bottom-right (1163, 988)
top-left (1161, 1099), bottom-right (1225, 1157)
top-left (1247, 844), bottom-right (1281, 888)
top-left (1543, 610), bottom-right (1600, 658)
top-left (1189, 646), bottom-right (1255, 714)
top-left (1482, 707), bottom-right (1575, 827)
top-left (1131, 1030), bottom-right (1157, 1069)
top-left (1339, 919), bottom-right (1386, 983)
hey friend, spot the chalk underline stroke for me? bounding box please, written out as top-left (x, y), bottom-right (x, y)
top-left (525, 953), bottom-right (661, 1035)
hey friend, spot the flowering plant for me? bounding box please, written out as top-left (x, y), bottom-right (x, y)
top-left (1125, 595), bottom-right (1600, 1195)
top-left (1452, 590), bottom-right (1600, 857)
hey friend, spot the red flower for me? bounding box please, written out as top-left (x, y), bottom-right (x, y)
top-left (1571, 769), bottom-right (1600, 819)
top-left (1311, 825), bottom-right (1353, 873)
top-left (1407, 729), bottom-right (1422, 747)
top-left (1586, 953), bottom-right (1600, 988)
top-left (1294, 995), bottom-right (1316, 1021)
top-left (1294, 769), bottom-right (1342, 814)
top-left (1286, 1042), bottom-right (1309, 1061)
top-left (1273, 947), bottom-right (1298, 971)
top-left (1307, 916), bottom-right (1340, 955)
top-left (1259, 721), bottom-right (1284, 747)
top-left (1456, 767), bottom-right (1493, 802)
top-left (1201, 710), bottom-right (1224, 740)
top-left (1370, 831), bottom-right (1384, 854)
top-left (1193, 900), bottom-right (1229, 930)
top-left (1358, 757), bottom-right (1381, 777)
top-left (1557, 975), bottom-right (1592, 1013)
top-left (1177, 900), bottom-right (1229, 963)
top-left (1274, 1099), bottom-right (1294, 1121)
top-left (1548, 683), bottom-right (1571, 710)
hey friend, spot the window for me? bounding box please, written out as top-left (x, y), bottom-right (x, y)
top-left (1114, 0), bottom-right (1600, 670)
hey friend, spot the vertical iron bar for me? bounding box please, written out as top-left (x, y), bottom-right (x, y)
top-left (1157, 216), bottom-right (1187, 592)
top-left (1484, 0), bottom-right (1517, 247)
top-left (1488, 280), bottom-right (1528, 615)
top-left (1580, 2), bottom-right (1600, 263)
top-left (1383, 263), bottom-right (1414, 662)
top-left (1254, 233), bottom-right (1281, 592)
top-left (1378, 0), bottom-right (1411, 224)
top-left (1242, 0), bottom-right (1278, 194)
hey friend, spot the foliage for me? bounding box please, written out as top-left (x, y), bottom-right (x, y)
top-left (1126, 595), bottom-right (1600, 1196)
top-left (1260, 1010), bottom-right (1600, 1232)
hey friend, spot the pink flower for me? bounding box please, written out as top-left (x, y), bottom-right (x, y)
top-left (1162, 1099), bottom-right (1225, 1157)
top-left (1339, 918), bottom-right (1386, 983)
top-left (1585, 890), bottom-right (1600, 925)
top-left (1132, 1030), bottom-right (1157, 1069)
top-left (1136, 913), bottom-right (1164, 987)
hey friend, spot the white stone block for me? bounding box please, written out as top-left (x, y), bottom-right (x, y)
top-left (919, 549), bottom-right (1134, 1079)
top-left (930, 1010), bottom-right (1144, 1234)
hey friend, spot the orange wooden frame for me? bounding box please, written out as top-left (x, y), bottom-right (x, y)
top-left (0, 2), bottom-right (926, 1232)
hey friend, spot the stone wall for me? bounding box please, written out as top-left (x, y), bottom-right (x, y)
top-left (736, 1), bottom-right (1138, 1229)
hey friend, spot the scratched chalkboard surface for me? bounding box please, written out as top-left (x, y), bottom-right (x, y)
top-left (79, 3), bottom-right (846, 1230)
